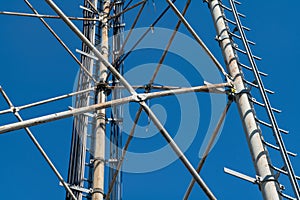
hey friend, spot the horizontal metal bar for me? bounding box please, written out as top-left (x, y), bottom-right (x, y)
top-left (146, 82), bottom-right (230, 98)
top-left (270, 165), bottom-right (300, 180)
top-left (85, 0), bottom-right (100, 15)
top-left (204, 81), bottom-right (226, 93)
top-left (0, 11), bottom-right (100, 21)
top-left (255, 117), bottom-right (289, 134)
top-left (109, 85), bottom-right (184, 91)
top-left (234, 0), bottom-right (242, 5)
top-left (225, 18), bottom-right (250, 31)
top-left (0, 96), bottom-right (133, 134)
top-left (238, 62), bottom-right (268, 76)
top-left (220, 4), bottom-right (246, 18)
top-left (229, 32), bottom-right (256, 45)
top-left (233, 46), bottom-right (262, 60)
top-left (243, 79), bottom-right (274, 94)
top-left (59, 182), bottom-right (92, 194)
top-left (0, 108), bottom-right (12, 115)
top-left (0, 83), bottom-right (229, 134)
top-left (263, 140), bottom-right (297, 157)
top-left (79, 5), bottom-right (95, 14)
top-left (249, 97), bottom-right (281, 113)
top-left (279, 191), bottom-right (297, 200)
top-left (18, 87), bottom-right (94, 111)
top-left (224, 167), bottom-right (257, 184)
top-left (76, 49), bottom-right (99, 60)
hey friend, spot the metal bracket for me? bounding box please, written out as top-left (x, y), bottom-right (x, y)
top-left (92, 187), bottom-right (106, 198)
top-left (90, 157), bottom-right (119, 165)
top-left (76, 49), bottom-right (99, 61)
top-left (224, 167), bottom-right (285, 190)
top-left (59, 182), bottom-right (92, 194)
top-left (224, 167), bottom-right (259, 184)
top-left (215, 34), bottom-right (230, 43)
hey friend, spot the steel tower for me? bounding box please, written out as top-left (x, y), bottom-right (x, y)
top-left (0, 1), bottom-right (299, 200)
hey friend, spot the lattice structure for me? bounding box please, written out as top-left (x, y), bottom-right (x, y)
top-left (0, 1), bottom-right (299, 200)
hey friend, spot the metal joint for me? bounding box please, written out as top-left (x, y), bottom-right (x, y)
top-left (144, 84), bottom-right (152, 93)
top-left (10, 106), bottom-right (19, 113)
top-left (132, 93), bottom-right (147, 102)
top-left (96, 81), bottom-right (111, 96)
top-left (234, 88), bottom-right (251, 98)
top-left (225, 85), bottom-right (237, 101)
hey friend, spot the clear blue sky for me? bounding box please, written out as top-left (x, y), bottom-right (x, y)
top-left (0, 1), bottom-right (299, 200)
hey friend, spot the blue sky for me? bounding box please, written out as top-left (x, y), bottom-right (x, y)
top-left (0, 1), bottom-right (299, 200)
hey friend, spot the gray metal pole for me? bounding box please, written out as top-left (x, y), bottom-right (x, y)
top-left (0, 82), bottom-right (227, 132)
top-left (0, 83), bottom-right (228, 134)
top-left (92, 0), bottom-right (110, 199)
top-left (207, 1), bottom-right (281, 199)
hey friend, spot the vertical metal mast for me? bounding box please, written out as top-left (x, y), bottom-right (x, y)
top-left (67, 0), bottom-right (99, 199)
top-left (207, 0), bottom-right (281, 199)
top-left (92, 1), bottom-right (110, 200)
top-left (109, 1), bottom-right (125, 200)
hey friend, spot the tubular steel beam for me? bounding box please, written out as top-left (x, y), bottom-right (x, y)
top-left (0, 83), bottom-right (229, 133)
top-left (0, 87), bottom-right (77, 200)
top-left (18, 87), bottom-right (94, 111)
top-left (207, 0), bottom-right (281, 199)
top-left (92, 0), bottom-right (110, 199)
top-left (0, 96), bottom-right (134, 134)
top-left (0, 11), bottom-right (100, 21)
top-left (0, 87), bottom-right (94, 115)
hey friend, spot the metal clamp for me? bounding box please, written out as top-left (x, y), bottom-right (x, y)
top-left (215, 34), bottom-right (230, 42)
top-left (96, 81), bottom-right (111, 96)
top-left (92, 187), bottom-right (106, 198)
top-left (225, 85), bottom-right (236, 101)
top-left (257, 176), bottom-right (285, 191)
